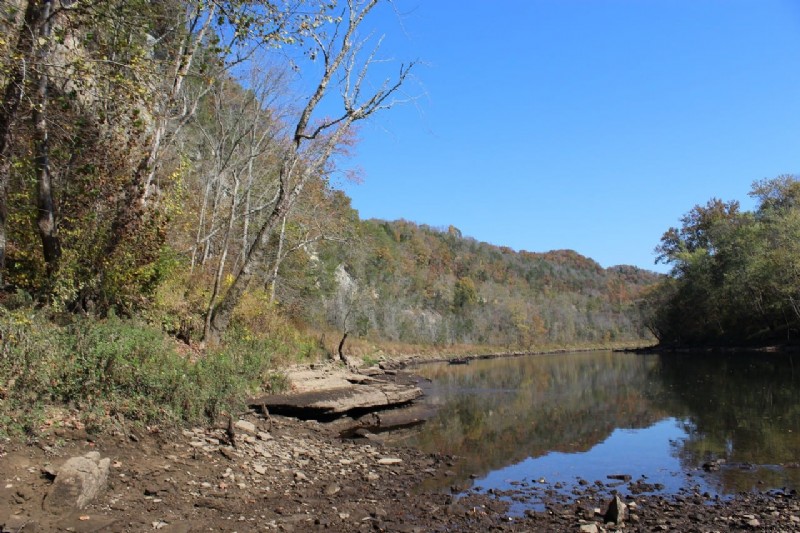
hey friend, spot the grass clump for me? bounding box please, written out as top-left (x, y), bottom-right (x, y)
top-left (0, 306), bottom-right (288, 437)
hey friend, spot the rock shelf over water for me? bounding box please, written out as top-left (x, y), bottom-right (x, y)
top-left (248, 364), bottom-right (424, 421)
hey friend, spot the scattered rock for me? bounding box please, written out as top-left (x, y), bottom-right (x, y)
top-left (603, 494), bottom-right (628, 525)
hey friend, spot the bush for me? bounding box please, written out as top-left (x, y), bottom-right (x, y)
top-left (0, 307), bottom-right (288, 437)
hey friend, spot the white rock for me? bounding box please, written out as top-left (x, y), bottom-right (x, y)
top-left (377, 457), bottom-right (403, 465)
top-left (234, 420), bottom-right (257, 434)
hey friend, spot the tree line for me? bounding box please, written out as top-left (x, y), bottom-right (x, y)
top-left (646, 175), bottom-right (800, 347)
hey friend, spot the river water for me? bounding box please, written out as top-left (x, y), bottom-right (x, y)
top-left (384, 351), bottom-right (800, 509)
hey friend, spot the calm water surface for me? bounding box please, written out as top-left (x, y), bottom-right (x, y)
top-left (385, 351), bottom-right (800, 509)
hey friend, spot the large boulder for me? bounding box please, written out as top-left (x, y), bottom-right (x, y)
top-left (43, 451), bottom-right (110, 513)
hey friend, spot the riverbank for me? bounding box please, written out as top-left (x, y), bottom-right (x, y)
top-left (2, 358), bottom-right (800, 532)
top-left (3, 406), bottom-right (800, 532)
top-left (362, 340), bottom-right (655, 369)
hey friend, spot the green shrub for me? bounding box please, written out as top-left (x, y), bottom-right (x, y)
top-left (0, 306), bottom-right (290, 437)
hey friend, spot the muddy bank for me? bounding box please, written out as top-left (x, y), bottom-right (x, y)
top-left (3, 361), bottom-right (800, 532)
top-left (2, 409), bottom-right (800, 532)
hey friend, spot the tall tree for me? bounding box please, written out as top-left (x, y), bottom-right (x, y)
top-left (206, 0), bottom-right (415, 341)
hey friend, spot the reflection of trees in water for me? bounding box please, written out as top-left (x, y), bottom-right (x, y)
top-left (399, 352), bottom-right (666, 480)
top-left (656, 353), bottom-right (800, 493)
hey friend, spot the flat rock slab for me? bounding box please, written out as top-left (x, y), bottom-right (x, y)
top-left (250, 382), bottom-right (422, 417)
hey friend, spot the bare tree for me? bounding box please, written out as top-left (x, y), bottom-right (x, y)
top-left (206, 0), bottom-right (415, 342)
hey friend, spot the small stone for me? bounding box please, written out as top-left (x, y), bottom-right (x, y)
top-left (294, 471), bottom-right (308, 482)
top-left (377, 457), bottom-right (402, 465)
top-left (579, 524), bottom-right (598, 533)
top-left (234, 420), bottom-right (257, 434)
top-left (258, 432), bottom-right (273, 441)
top-left (324, 484), bottom-right (341, 496)
top-left (603, 494), bottom-right (628, 525)
top-left (747, 518), bottom-right (760, 528)
top-left (253, 464), bottom-right (267, 475)
top-left (365, 472), bottom-right (380, 482)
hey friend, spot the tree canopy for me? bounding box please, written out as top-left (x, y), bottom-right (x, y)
top-left (646, 175), bottom-right (800, 347)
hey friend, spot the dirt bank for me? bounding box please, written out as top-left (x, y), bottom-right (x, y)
top-left (2, 362), bottom-right (800, 532)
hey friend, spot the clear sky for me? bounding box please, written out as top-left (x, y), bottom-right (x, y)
top-left (332, 0), bottom-right (800, 272)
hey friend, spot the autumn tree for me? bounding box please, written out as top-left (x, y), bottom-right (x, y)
top-left (206, 0), bottom-right (415, 342)
top-left (646, 175), bottom-right (800, 346)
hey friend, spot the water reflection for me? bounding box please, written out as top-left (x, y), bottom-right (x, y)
top-left (387, 351), bottom-right (800, 497)
top-left (658, 353), bottom-right (800, 493)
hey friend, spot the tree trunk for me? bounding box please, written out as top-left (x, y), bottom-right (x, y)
top-left (32, 0), bottom-right (59, 272)
top-left (0, 0), bottom-right (44, 284)
top-left (205, 156), bottom-right (295, 342)
top-left (203, 174), bottom-right (239, 341)
top-left (337, 331), bottom-right (348, 361)
top-left (268, 214), bottom-right (287, 304)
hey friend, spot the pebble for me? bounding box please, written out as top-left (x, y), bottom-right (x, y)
top-left (378, 457), bottom-right (403, 465)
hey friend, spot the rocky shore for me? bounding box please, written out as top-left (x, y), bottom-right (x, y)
top-left (2, 362), bottom-right (800, 532)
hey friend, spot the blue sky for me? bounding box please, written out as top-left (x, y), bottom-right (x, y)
top-left (331, 0), bottom-right (800, 272)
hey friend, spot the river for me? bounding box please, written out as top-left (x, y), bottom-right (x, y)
top-left (384, 351), bottom-right (800, 511)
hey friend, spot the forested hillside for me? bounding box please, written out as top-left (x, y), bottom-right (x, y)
top-left (646, 175), bottom-right (800, 347)
top-left (284, 218), bottom-right (658, 350)
top-left (0, 0), bottom-right (657, 355)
